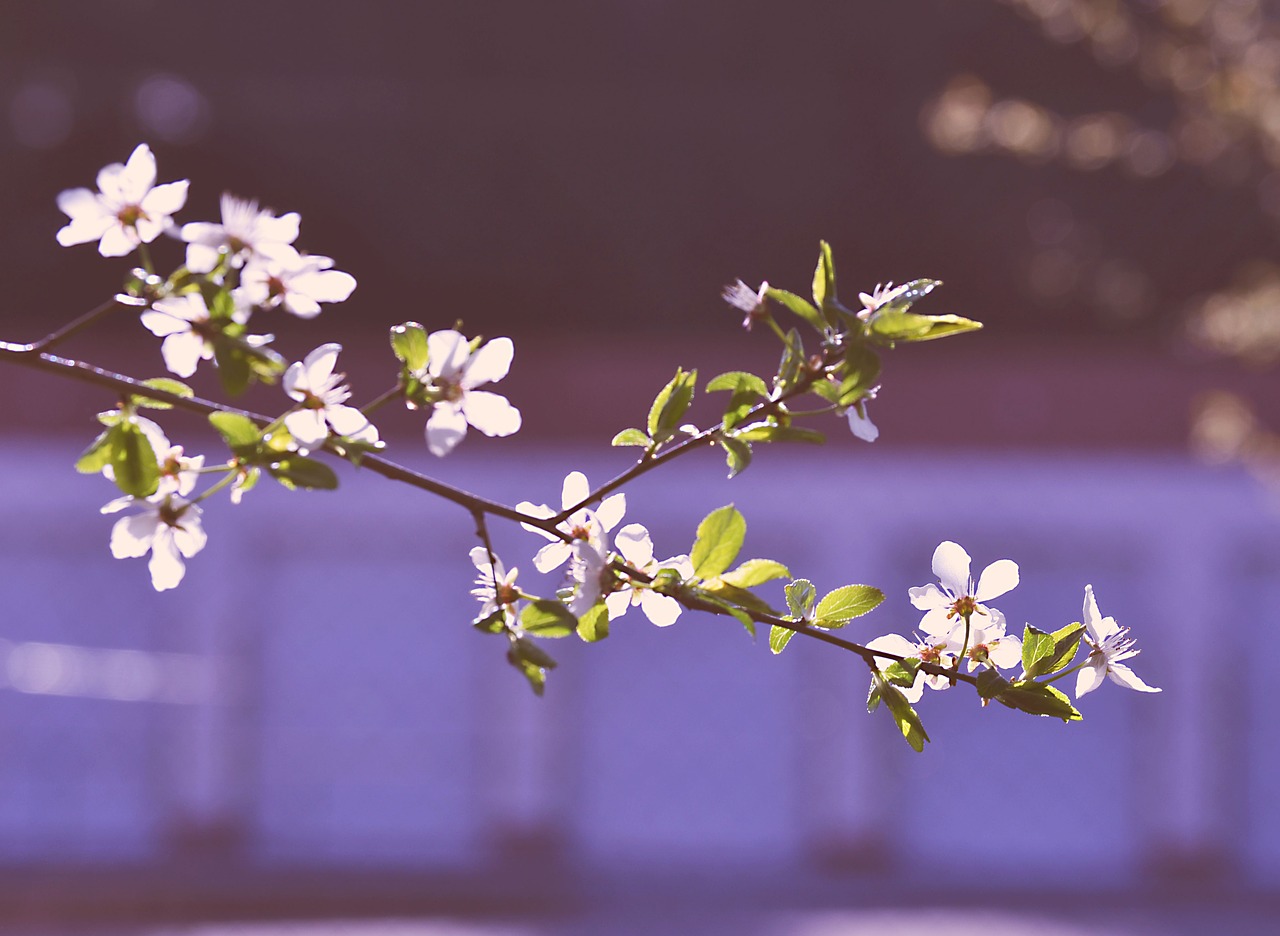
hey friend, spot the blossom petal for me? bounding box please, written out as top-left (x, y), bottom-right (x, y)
top-left (867, 633), bottom-right (919, 662)
top-left (639, 590), bottom-right (681, 627)
top-left (291, 269), bottom-right (356, 305)
top-left (184, 242), bottom-right (223, 275)
top-left (302, 343), bottom-right (341, 388)
top-left (975, 559), bottom-right (1019, 602)
top-left (425, 403), bottom-right (468, 456)
top-left (160, 332), bottom-right (208, 378)
top-left (918, 607), bottom-right (953, 638)
top-left (932, 541), bottom-right (972, 597)
top-left (56, 215), bottom-right (113, 247)
top-left (516, 502), bottom-right (560, 540)
top-left (605, 590), bottom-right (631, 620)
top-left (118, 144), bottom-right (157, 202)
top-left (533, 541), bottom-right (572, 574)
top-left (987, 636), bottom-right (1022, 670)
top-left (596, 493), bottom-right (626, 532)
top-left (147, 530), bottom-right (187, 591)
top-left (57, 187), bottom-right (104, 220)
top-left (561, 472), bottom-right (590, 510)
top-left (461, 337), bottom-right (513, 389)
top-left (1075, 660), bottom-right (1107, 698)
top-left (98, 224), bottom-right (137, 257)
top-left (142, 179), bottom-right (189, 216)
top-left (325, 404), bottom-right (377, 440)
top-left (256, 212), bottom-right (301, 246)
top-left (426, 329), bottom-right (470, 379)
top-left (847, 403), bottom-right (879, 442)
top-left (909, 583), bottom-right (948, 611)
top-left (171, 518), bottom-right (207, 558)
top-left (615, 523), bottom-right (654, 567)
top-left (284, 409), bottom-right (328, 446)
top-left (110, 513), bottom-right (156, 558)
top-left (460, 390), bottom-right (521, 437)
top-left (1107, 662), bottom-right (1160, 693)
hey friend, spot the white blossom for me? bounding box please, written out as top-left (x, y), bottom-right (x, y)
top-left (516, 471), bottom-right (625, 574)
top-left (858, 281), bottom-right (909, 318)
top-left (945, 617), bottom-right (1022, 672)
top-left (139, 293), bottom-right (224, 378)
top-left (567, 535), bottom-right (614, 618)
top-left (283, 343), bottom-right (379, 447)
top-left (867, 632), bottom-right (958, 702)
top-left (604, 523), bottom-right (692, 627)
top-left (722, 279), bottom-right (769, 330)
top-left (180, 192), bottom-right (299, 274)
top-left (236, 245), bottom-right (355, 318)
top-left (420, 329), bottom-right (521, 457)
top-left (845, 387), bottom-right (880, 443)
top-left (56, 144), bottom-right (189, 257)
top-left (102, 417), bottom-right (204, 497)
top-left (101, 493), bottom-right (206, 591)
top-left (909, 540), bottom-right (1019, 638)
top-left (1075, 585), bottom-right (1161, 698)
top-left (469, 546), bottom-right (521, 626)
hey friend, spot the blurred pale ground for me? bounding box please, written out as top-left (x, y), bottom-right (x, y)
top-left (7, 0), bottom-right (1280, 932)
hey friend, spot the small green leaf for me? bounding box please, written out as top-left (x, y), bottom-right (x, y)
top-left (267, 456), bottom-right (339, 490)
top-left (390, 322), bottom-right (429, 372)
top-left (133, 378), bottom-right (194, 410)
top-left (882, 658), bottom-right (921, 689)
top-left (733, 423), bottom-right (825, 445)
top-left (814, 585), bottom-right (884, 627)
top-left (706, 371), bottom-right (769, 397)
top-left (1021, 625), bottom-right (1056, 676)
top-left (647, 367), bottom-right (698, 444)
top-left (576, 602), bottom-right (610, 642)
top-left (473, 610), bottom-right (507, 634)
top-left (784, 579), bottom-right (815, 620)
top-left (690, 504), bottom-right (746, 580)
top-left (699, 580), bottom-right (778, 617)
top-left (867, 677), bottom-right (883, 713)
top-left (509, 636), bottom-right (557, 670)
top-left (209, 412), bottom-right (262, 450)
top-left (720, 558), bottom-right (790, 589)
top-left (213, 340), bottom-right (252, 395)
top-left (769, 624), bottom-right (796, 655)
top-left (1044, 623), bottom-right (1086, 676)
top-left (837, 345), bottom-right (881, 403)
top-left (611, 428), bottom-right (651, 447)
top-left (764, 287), bottom-right (825, 331)
top-left (976, 669), bottom-right (1011, 699)
top-left (692, 592), bottom-right (757, 637)
top-left (873, 673), bottom-right (930, 752)
top-left (110, 422), bottom-right (160, 497)
top-left (1021, 623), bottom-right (1085, 678)
top-left (521, 600), bottom-right (577, 638)
top-left (774, 329), bottom-right (806, 393)
top-left (719, 437), bottom-right (752, 478)
top-left (870, 311), bottom-right (982, 344)
top-left (812, 240), bottom-right (838, 324)
top-left (75, 429), bottom-right (115, 474)
top-left (996, 683), bottom-right (1083, 723)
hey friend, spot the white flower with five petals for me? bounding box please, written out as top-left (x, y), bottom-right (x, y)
top-left (140, 293), bottom-right (230, 378)
top-left (1075, 585), bottom-right (1161, 699)
top-left (236, 245), bottom-right (356, 318)
top-left (420, 329), bottom-right (521, 457)
top-left (56, 144), bottom-right (189, 257)
top-left (910, 540), bottom-right (1019, 638)
top-left (517, 471), bottom-right (625, 574)
top-left (605, 523), bottom-right (692, 627)
top-left (283, 343), bottom-right (379, 447)
top-left (469, 546), bottom-right (521, 626)
top-left (102, 493), bottom-right (207, 591)
top-left (180, 192), bottom-right (300, 274)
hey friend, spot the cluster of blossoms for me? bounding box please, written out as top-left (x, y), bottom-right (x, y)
top-left (869, 540), bottom-right (1159, 703)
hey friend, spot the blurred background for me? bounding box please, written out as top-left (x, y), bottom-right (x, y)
top-left (3, 1), bottom-right (1280, 934)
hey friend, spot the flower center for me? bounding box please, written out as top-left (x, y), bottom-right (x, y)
top-left (920, 645), bottom-right (942, 664)
top-left (116, 204), bottom-right (147, 228)
top-left (266, 275), bottom-right (287, 299)
top-left (437, 378), bottom-right (465, 403)
top-left (568, 523), bottom-right (591, 541)
top-left (157, 499), bottom-right (185, 527)
top-left (496, 583), bottom-right (520, 606)
top-left (227, 235), bottom-right (248, 254)
top-left (949, 595), bottom-right (980, 619)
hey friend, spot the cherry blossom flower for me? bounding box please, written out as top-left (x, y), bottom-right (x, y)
top-left (604, 523), bottom-right (692, 627)
top-left (101, 493), bottom-right (206, 591)
top-left (180, 192), bottom-right (299, 274)
top-left (910, 540), bottom-right (1019, 638)
top-left (516, 471), bottom-right (625, 574)
top-left (945, 617), bottom-right (1022, 672)
top-left (282, 343), bottom-right (379, 447)
top-left (103, 417), bottom-right (203, 497)
top-left (867, 632), bottom-right (958, 702)
top-left (419, 329), bottom-right (521, 457)
top-left (56, 144), bottom-right (189, 257)
top-left (140, 293), bottom-right (224, 377)
top-left (722, 279), bottom-right (770, 330)
top-left (857, 281), bottom-right (909, 318)
top-left (1075, 585), bottom-right (1161, 698)
top-left (469, 546), bottom-right (521, 626)
top-left (567, 535), bottom-right (614, 617)
top-left (236, 246), bottom-right (356, 318)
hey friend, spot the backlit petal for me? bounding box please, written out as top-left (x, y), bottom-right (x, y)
top-left (425, 403), bottom-right (468, 456)
top-left (975, 559), bottom-right (1019, 602)
top-left (932, 541), bottom-right (972, 597)
top-left (1108, 663), bottom-right (1160, 693)
top-left (461, 337), bottom-right (513, 389)
top-left (614, 523), bottom-right (654, 567)
top-left (460, 390), bottom-right (521, 437)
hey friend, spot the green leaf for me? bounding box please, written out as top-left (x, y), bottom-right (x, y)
top-left (213, 339), bottom-right (252, 395)
top-left (690, 504), bottom-right (746, 579)
top-left (473, 610), bottom-right (507, 634)
top-left (870, 311), bottom-right (982, 343)
top-left (133, 378), bottom-right (194, 410)
top-left (867, 677), bottom-right (883, 713)
top-left (875, 674), bottom-right (931, 752)
top-left (719, 436), bottom-right (752, 478)
top-left (769, 624), bottom-right (796, 654)
top-left (576, 601), bottom-right (610, 642)
top-left (720, 558), bottom-right (790, 589)
top-left (267, 456), bottom-right (339, 491)
top-left (75, 429), bottom-right (115, 474)
top-left (521, 600), bottom-right (577, 638)
top-left (647, 367), bottom-right (698, 444)
top-left (699, 580), bottom-right (779, 617)
top-left (882, 659), bottom-right (921, 690)
top-left (812, 240), bottom-right (838, 324)
top-left (390, 322), bottom-right (429, 372)
top-left (692, 592), bottom-right (757, 637)
top-left (784, 579), bottom-right (815, 620)
top-left (764, 287), bottom-right (825, 331)
top-left (1021, 625), bottom-right (1056, 677)
top-left (976, 669), bottom-right (1011, 699)
top-left (733, 423), bottom-right (826, 445)
top-left (706, 371), bottom-right (769, 397)
top-left (110, 422), bottom-right (160, 497)
top-left (996, 683), bottom-right (1083, 723)
top-left (837, 345), bottom-right (881, 404)
top-left (1021, 623), bottom-right (1085, 678)
top-left (611, 428), bottom-right (651, 447)
top-left (814, 585), bottom-right (884, 627)
top-left (507, 638), bottom-right (556, 697)
top-left (774, 329), bottom-right (806, 393)
top-left (208, 412), bottom-right (262, 450)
